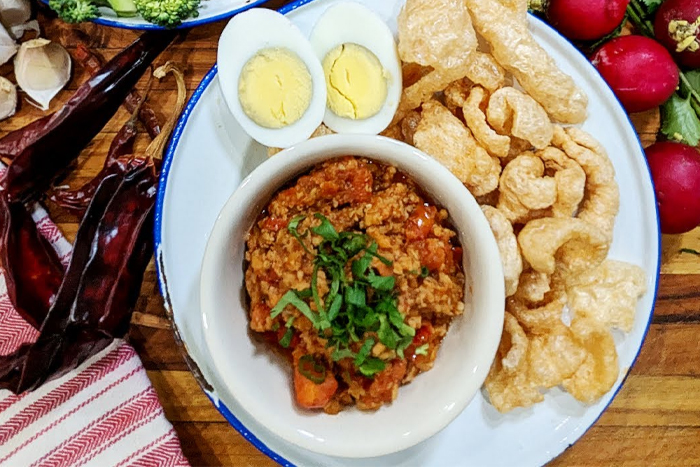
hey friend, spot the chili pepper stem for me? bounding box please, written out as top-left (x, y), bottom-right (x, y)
top-left (128, 74), bottom-right (154, 126)
top-left (145, 62), bottom-right (187, 160)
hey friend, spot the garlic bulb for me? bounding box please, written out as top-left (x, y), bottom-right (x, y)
top-left (14, 38), bottom-right (71, 111)
top-left (0, 0), bottom-right (31, 39)
top-left (0, 22), bottom-right (16, 66)
top-left (0, 76), bottom-right (17, 121)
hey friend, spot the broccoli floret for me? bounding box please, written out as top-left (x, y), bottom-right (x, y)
top-left (133, 0), bottom-right (200, 27)
top-left (49, 0), bottom-right (137, 22)
top-left (49, 0), bottom-right (100, 23)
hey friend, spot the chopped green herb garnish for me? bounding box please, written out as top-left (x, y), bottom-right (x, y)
top-left (279, 327), bottom-right (294, 348)
top-left (354, 338), bottom-right (375, 367)
top-left (288, 215), bottom-right (312, 255)
top-left (312, 213), bottom-right (340, 241)
top-left (271, 213), bottom-right (418, 378)
top-left (680, 248), bottom-right (700, 256)
top-left (331, 347), bottom-right (355, 361)
top-left (409, 266), bottom-right (431, 278)
top-left (358, 357), bottom-right (386, 377)
top-left (298, 355), bottom-right (327, 383)
top-left (415, 344), bottom-right (429, 356)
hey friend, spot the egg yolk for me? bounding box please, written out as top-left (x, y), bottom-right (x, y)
top-left (238, 48), bottom-right (312, 129)
top-left (322, 43), bottom-right (387, 120)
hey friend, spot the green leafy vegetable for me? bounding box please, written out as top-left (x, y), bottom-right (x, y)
top-left (661, 94), bottom-right (700, 146)
top-left (312, 213), bottom-right (339, 241)
top-left (288, 215), bottom-right (311, 255)
top-left (354, 338), bottom-right (375, 366)
top-left (271, 213), bottom-right (420, 378)
top-left (358, 357), bottom-right (386, 377)
top-left (279, 328), bottom-right (294, 348)
top-left (638, 0), bottom-right (662, 15)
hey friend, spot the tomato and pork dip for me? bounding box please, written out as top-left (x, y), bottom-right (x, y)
top-left (244, 156), bottom-right (465, 414)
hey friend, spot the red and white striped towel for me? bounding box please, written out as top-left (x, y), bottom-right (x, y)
top-left (0, 203), bottom-right (189, 467)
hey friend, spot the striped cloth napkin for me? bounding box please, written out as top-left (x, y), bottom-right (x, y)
top-left (0, 203), bottom-right (189, 467)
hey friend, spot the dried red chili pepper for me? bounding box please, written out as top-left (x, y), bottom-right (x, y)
top-left (0, 198), bottom-right (64, 329)
top-left (73, 42), bottom-right (162, 139)
top-left (0, 163), bottom-right (153, 393)
top-left (0, 62), bottom-right (187, 394)
top-left (48, 92), bottom-right (143, 214)
top-left (0, 30), bottom-right (176, 203)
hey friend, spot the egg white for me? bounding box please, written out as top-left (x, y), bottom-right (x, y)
top-left (309, 2), bottom-right (402, 135)
top-left (217, 9), bottom-right (327, 149)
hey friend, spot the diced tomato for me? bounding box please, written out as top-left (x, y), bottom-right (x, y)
top-left (260, 216), bottom-right (287, 232)
top-left (413, 323), bottom-right (434, 346)
top-left (359, 359), bottom-right (408, 408)
top-left (405, 323), bottom-right (434, 362)
top-left (417, 238), bottom-right (446, 272)
top-left (406, 205), bottom-right (437, 241)
top-left (293, 357), bottom-right (338, 409)
top-left (250, 303), bottom-right (271, 332)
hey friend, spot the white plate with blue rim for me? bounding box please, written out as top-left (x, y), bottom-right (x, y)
top-left (154, 0), bottom-right (661, 465)
top-left (39, 0), bottom-right (271, 30)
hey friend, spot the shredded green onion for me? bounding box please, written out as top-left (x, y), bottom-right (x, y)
top-left (298, 355), bottom-right (327, 384)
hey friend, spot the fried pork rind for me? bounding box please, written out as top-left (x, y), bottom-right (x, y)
top-left (497, 0), bottom-right (528, 22)
top-left (487, 87), bottom-right (554, 150)
top-left (464, 52), bottom-right (506, 92)
top-left (444, 77), bottom-right (470, 114)
top-left (400, 110), bottom-right (422, 146)
top-left (465, 86), bottom-right (511, 158)
top-left (527, 321), bottom-right (587, 389)
top-left (562, 318), bottom-right (619, 404)
top-left (566, 260), bottom-right (647, 332)
top-left (485, 313), bottom-right (543, 412)
top-left (464, 0), bottom-right (588, 124)
top-left (397, 0), bottom-right (477, 69)
top-left (537, 147), bottom-right (586, 218)
top-left (552, 126), bottom-right (619, 241)
top-left (395, 68), bottom-right (466, 123)
top-left (482, 206), bottom-right (523, 297)
top-left (413, 101), bottom-right (500, 196)
top-left (497, 153), bottom-right (557, 223)
top-left (507, 292), bottom-right (563, 331)
top-left (518, 218), bottom-right (609, 275)
top-left (513, 270), bottom-right (551, 304)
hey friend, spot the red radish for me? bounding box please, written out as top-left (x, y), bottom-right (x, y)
top-left (654, 0), bottom-right (700, 69)
top-left (591, 36), bottom-right (679, 113)
top-left (645, 141), bottom-right (700, 234)
top-left (544, 0), bottom-right (630, 41)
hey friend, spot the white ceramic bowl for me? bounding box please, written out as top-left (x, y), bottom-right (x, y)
top-left (199, 134), bottom-right (505, 458)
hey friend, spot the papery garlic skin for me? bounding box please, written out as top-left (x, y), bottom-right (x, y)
top-left (0, 0), bottom-right (31, 39)
top-left (0, 22), bottom-right (17, 65)
top-left (0, 76), bottom-right (17, 120)
top-left (14, 38), bottom-right (72, 111)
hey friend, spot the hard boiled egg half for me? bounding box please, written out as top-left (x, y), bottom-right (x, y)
top-left (310, 2), bottom-right (402, 135)
top-left (217, 9), bottom-right (326, 148)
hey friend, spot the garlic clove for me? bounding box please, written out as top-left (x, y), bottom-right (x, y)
top-left (0, 0), bottom-right (31, 39)
top-left (0, 76), bottom-right (17, 121)
top-left (14, 38), bottom-right (71, 111)
top-left (0, 22), bottom-right (17, 65)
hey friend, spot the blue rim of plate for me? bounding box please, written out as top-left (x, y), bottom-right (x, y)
top-left (153, 2), bottom-right (662, 465)
top-left (39, 0), bottom-right (271, 30)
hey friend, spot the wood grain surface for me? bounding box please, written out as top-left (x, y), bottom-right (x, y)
top-left (2, 4), bottom-right (699, 466)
